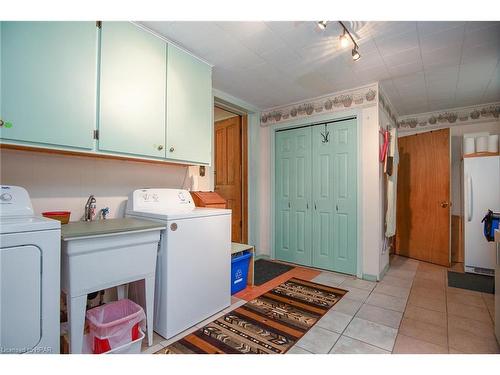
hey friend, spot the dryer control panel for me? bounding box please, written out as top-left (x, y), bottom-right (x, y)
top-left (126, 188), bottom-right (195, 213)
top-left (0, 185), bottom-right (34, 217)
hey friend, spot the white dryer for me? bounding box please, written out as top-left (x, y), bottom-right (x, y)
top-left (0, 186), bottom-right (61, 354)
top-left (126, 188), bottom-right (231, 339)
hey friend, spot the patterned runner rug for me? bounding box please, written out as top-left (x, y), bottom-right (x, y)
top-left (155, 277), bottom-right (347, 354)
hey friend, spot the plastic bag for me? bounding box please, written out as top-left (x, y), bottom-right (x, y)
top-left (86, 299), bottom-right (146, 354)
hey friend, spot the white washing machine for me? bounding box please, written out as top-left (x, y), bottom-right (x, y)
top-left (0, 186), bottom-right (61, 354)
top-left (126, 188), bottom-right (231, 339)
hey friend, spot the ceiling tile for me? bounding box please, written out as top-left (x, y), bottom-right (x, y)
top-left (417, 21), bottom-right (465, 36)
top-left (386, 60), bottom-right (423, 78)
top-left (461, 41), bottom-right (500, 65)
top-left (375, 31), bottom-right (419, 57)
top-left (382, 47), bottom-right (421, 67)
top-left (367, 21), bottom-right (417, 38)
top-left (463, 24), bottom-right (500, 49)
top-left (418, 26), bottom-right (465, 54)
top-left (421, 44), bottom-right (462, 69)
top-left (424, 65), bottom-right (460, 84)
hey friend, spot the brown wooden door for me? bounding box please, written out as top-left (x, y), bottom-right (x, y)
top-left (395, 128), bottom-right (451, 267)
top-left (214, 116), bottom-right (242, 242)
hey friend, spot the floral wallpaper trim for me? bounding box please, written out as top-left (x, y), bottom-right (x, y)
top-left (260, 84), bottom-right (378, 126)
top-left (378, 89), bottom-right (398, 126)
top-left (397, 102), bottom-right (500, 130)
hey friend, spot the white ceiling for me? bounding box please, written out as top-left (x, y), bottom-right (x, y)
top-left (140, 21), bottom-right (500, 116)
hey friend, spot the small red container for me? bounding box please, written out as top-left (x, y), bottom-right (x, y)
top-left (42, 211), bottom-right (71, 224)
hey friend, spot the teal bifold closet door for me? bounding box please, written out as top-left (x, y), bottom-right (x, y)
top-left (276, 118), bottom-right (357, 275)
top-left (311, 123), bottom-right (336, 270)
top-left (329, 119), bottom-right (357, 274)
top-left (275, 127), bottom-right (312, 266)
top-left (311, 120), bottom-right (357, 274)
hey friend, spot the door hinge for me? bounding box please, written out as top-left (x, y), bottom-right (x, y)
top-left (96, 21), bottom-right (102, 29)
top-left (93, 130), bottom-right (99, 140)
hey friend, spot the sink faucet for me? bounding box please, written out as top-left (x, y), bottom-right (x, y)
top-left (84, 195), bottom-right (96, 221)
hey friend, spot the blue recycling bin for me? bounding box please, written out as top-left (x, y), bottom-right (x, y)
top-left (230, 251), bottom-right (252, 295)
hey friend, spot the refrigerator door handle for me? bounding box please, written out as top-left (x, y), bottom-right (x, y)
top-left (467, 174), bottom-right (473, 222)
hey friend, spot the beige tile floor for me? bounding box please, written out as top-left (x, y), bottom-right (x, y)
top-left (292, 255), bottom-right (499, 354)
top-left (141, 255), bottom-right (499, 354)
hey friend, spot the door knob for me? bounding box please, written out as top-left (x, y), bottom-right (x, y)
top-left (440, 201), bottom-right (450, 208)
top-left (157, 145), bottom-right (164, 151)
top-left (169, 147), bottom-right (175, 152)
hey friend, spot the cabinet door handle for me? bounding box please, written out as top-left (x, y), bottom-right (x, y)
top-left (288, 202), bottom-right (290, 209)
top-left (157, 145), bottom-right (164, 151)
top-left (314, 203), bottom-right (317, 210)
top-left (169, 147), bottom-right (175, 152)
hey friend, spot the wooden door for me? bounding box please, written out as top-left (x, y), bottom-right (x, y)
top-left (0, 22), bottom-right (97, 150)
top-left (395, 128), bottom-right (451, 267)
top-left (275, 127), bottom-right (313, 266)
top-left (215, 116), bottom-right (242, 242)
top-left (99, 22), bottom-right (167, 158)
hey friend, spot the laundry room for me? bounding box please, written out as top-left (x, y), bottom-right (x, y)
top-left (1, 2), bottom-right (500, 374)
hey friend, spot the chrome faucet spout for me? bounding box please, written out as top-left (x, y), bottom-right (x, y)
top-left (84, 195), bottom-right (96, 221)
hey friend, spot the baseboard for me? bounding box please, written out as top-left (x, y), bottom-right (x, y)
top-left (362, 273), bottom-right (378, 282)
top-left (254, 254), bottom-right (271, 261)
top-left (378, 262), bottom-right (391, 280)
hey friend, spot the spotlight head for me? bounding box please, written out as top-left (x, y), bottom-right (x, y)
top-left (352, 47), bottom-right (361, 61)
top-left (317, 21), bottom-right (328, 30)
top-left (339, 31), bottom-right (350, 48)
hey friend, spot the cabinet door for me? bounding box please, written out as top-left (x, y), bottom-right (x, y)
top-left (99, 22), bottom-right (167, 158)
top-left (331, 119), bottom-right (357, 275)
top-left (166, 44), bottom-right (212, 164)
top-left (0, 22), bottom-right (97, 149)
top-left (275, 127), bottom-right (312, 266)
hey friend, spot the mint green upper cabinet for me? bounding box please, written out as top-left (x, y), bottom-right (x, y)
top-left (0, 22), bottom-right (97, 149)
top-left (166, 44), bottom-right (212, 164)
top-left (98, 22), bottom-right (167, 158)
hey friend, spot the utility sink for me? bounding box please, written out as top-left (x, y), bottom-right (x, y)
top-left (60, 218), bottom-right (165, 353)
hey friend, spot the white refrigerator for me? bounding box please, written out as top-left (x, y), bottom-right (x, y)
top-left (463, 156), bottom-right (500, 275)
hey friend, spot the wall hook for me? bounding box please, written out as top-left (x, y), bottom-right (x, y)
top-left (321, 124), bottom-right (330, 143)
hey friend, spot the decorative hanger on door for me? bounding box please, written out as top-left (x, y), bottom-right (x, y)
top-left (320, 124), bottom-right (330, 143)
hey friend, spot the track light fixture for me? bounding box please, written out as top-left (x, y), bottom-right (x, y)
top-left (338, 21), bottom-right (361, 61)
top-left (339, 30), bottom-right (350, 48)
top-left (317, 21), bottom-right (328, 30)
top-left (352, 47), bottom-right (361, 61)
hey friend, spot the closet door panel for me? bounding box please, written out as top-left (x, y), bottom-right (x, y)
top-left (332, 119), bottom-right (358, 275)
top-left (312, 124), bottom-right (335, 270)
top-left (275, 127), bottom-right (312, 266)
top-left (275, 131), bottom-right (294, 263)
top-left (290, 128), bottom-right (312, 266)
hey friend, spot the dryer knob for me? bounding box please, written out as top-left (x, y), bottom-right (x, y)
top-left (0, 193), bottom-right (12, 202)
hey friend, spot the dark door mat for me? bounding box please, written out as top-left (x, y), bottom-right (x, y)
top-left (447, 271), bottom-right (495, 294)
top-left (254, 259), bottom-right (294, 286)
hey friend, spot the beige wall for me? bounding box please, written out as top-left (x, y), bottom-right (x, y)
top-left (0, 149), bottom-right (190, 221)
